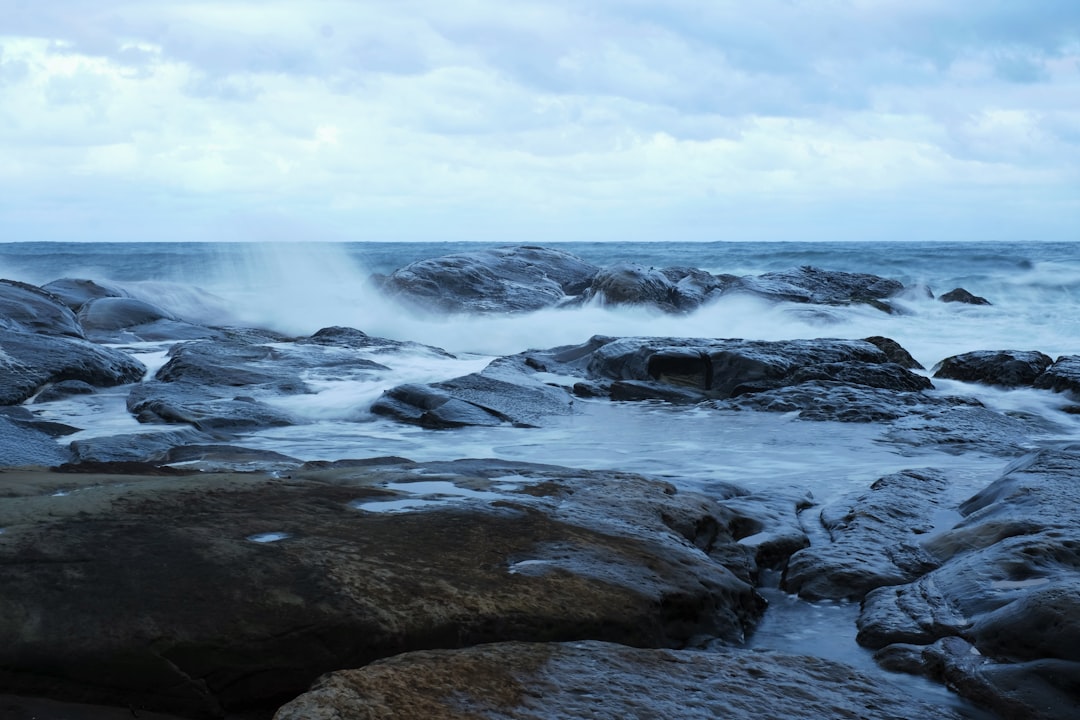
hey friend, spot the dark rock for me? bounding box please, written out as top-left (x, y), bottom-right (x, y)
top-left (0, 415), bottom-right (71, 466)
top-left (0, 329), bottom-right (147, 406)
top-left (298, 325), bottom-right (451, 358)
top-left (155, 339), bottom-right (309, 392)
top-left (371, 356), bottom-right (574, 429)
top-left (864, 335), bottom-right (925, 369)
top-left (31, 379), bottom-right (97, 403)
top-left (0, 280), bottom-right (84, 337)
top-left (583, 264), bottom-right (729, 313)
top-left (127, 381), bottom-right (298, 431)
top-left (79, 296), bottom-right (223, 343)
top-left (876, 637), bottom-right (1080, 720)
top-left (880, 402), bottom-right (1038, 456)
top-left (379, 245), bottom-right (599, 314)
top-left (586, 337), bottom-right (928, 398)
top-left (933, 350), bottom-right (1054, 387)
top-left (731, 266), bottom-right (904, 308)
top-left (1033, 355), bottom-right (1080, 398)
top-left (940, 288), bottom-right (992, 305)
top-left (715, 488), bottom-right (814, 572)
top-left (722, 381), bottom-right (963, 423)
top-left (69, 428), bottom-right (218, 464)
top-left (857, 449), bottom-right (1080, 719)
top-left (40, 277), bottom-right (130, 311)
top-left (0, 461), bottom-right (760, 717)
top-left (273, 640), bottom-right (967, 720)
top-left (782, 469), bottom-right (949, 601)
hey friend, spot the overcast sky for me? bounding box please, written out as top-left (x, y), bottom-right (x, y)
top-left (1, 1), bottom-right (1078, 243)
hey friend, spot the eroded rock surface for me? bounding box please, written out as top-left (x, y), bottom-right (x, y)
top-left (273, 640), bottom-right (966, 720)
top-left (0, 460), bottom-right (760, 718)
top-left (378, 246), bottom-right (599, 314)
top-left (857, 448), bottom-right (1080, 719)
top-left (934, 350), bottom-right (1055, 388)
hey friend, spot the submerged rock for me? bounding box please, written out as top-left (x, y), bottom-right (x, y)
top-left (273, 640), bottom-right (966, 720)
top-left (933, 350), bottom-right (1054, 388)
top-left (0, 460), bottom-right (760, 718)
top-left (379, 245), bottom-right (599, 314)
top-left (939, 288), bottom-right (992, 305)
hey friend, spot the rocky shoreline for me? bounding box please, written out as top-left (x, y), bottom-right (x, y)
top-left (1, 245), bottom-right (1078, 719)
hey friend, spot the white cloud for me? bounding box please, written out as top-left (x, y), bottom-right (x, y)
top-left (0, 0), bottom-right (1077, 242)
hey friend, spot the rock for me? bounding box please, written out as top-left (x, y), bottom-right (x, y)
top-left (32, 379), bottom-right (97, 403)
top-left (371, 356), bottom-right (574, 429)
top-left (78, 296), bottom-right (222, 343)
top-left (720, 381), bottom-right (946, 422)
top-left (69, 428), bottom-right (219, 464)
top-left (715, 488), bottom-right (814, 571)
top-left (857, 449), bottom-right (1080, 719)
top-left (40, 277), bottom-right (131, 311)
top-left (879, 402), bottom-right (1035, 456)
top-left (876, 637), bottom-right (1080, 720)
top-left (379, 245), bottom-right (599, 314)
top-left (940, 288), bottom-right (991, 305)
top-left (0, 279), bottom-right (84, 337)
top-left (933, 350), bottom-right (1054, 387)
top-left (0, 460), bottom-right (760, 717)
top-left (1033, 355), bottom-right (1080, 398)
top-left (782, 469), bottom-right (949, 601)
top-left (586, 337), bottom-right (929, 399)
top-left (583, 263), bottom-right (728, 313)
top-left (273, 640), bottom-right (966, 720)
top-left (732, 266), bottom-right (904, 308)
top-left (0, 415), bottom-right (71, 466)
top-left (0, 329), bottom-right (147, 406)
top-left (863, 335), bottom-right (925, 370)
top-left (127, 381), bottom-right (298, 431)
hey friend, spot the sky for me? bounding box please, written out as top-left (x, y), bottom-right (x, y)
top-left (1, 1), bottom-right (1078, 243)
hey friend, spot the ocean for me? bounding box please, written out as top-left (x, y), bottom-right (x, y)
top-left (2, 239), bottom-right (1078, 713)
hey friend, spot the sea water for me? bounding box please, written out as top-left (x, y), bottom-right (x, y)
top-left (2, 239), bottom-right (1076, 716)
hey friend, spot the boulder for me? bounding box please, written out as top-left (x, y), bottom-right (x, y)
top-left (939, 288), bottom-right (991, 305)
top-left (78, 296), bottom-right (222, 343)
top-left (0, 415), bottom-right (71, 466)
top-left (127, 381), bottom-right (298, 431)
top-left (1033, 355), bottom-right (1080, 398)
top-left (586, 337), bottom-right (930, 399)
top-left (0, 329), bottom-right (147, 405)
top-left (782, 469), bottom-right (948, 601)
top-left (273, 640), bottom-right (967, 720)
top-left (0, 460), bottom-right (761, 718)
top-left (0, 279), bottom-right (84, 337)
top-left (40, 277), bottom-right (130, 311)
top-left (731, 266), bottom-right (904, 309)
top-left (857, 449), bottom-right (1080, 719)
top-left (379, 246), bottom-right (599, 314)
top-left (933, 350), bottom-right (1054, 387)
top-left (582, 263), bottom-right (729, 313)
top-left (32, 379), bottom-right (97, 403)
top-left (371, 356), bottom-right (574, 429)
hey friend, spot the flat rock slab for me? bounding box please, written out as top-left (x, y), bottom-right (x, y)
top-left (273, 640), bottom-right (966, 720)
top-left (0, 460), bottom-right (759, 718)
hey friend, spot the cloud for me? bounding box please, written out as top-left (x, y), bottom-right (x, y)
top-left (0, 0), bottom-right (1077, 243)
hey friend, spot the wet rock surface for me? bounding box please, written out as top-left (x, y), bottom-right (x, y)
top-left (273, 640), bottom-right (966, 720)
top-left (378, 245), bottom-right (599, 313)
top-left (0, 460), bottom-right (761, 718)
top-left (934, 350), bottom-right (1055, 387)
top-left (0, 328), bottom-right (147, 406)
top-left (1033, 355), bottom-right (1080, 398)
top-left (782, 469), bottom-right (949, 601)
top-left (857, 448), bottom-right (1080, 719)
top-left (940, 288), bottom-right (992, 305)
